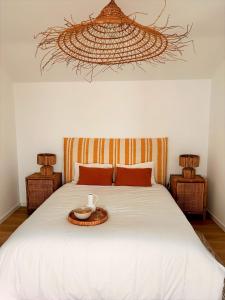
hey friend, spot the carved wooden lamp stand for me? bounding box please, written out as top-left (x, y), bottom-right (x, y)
top-left (37, 153), bottom-right (56, 176)
top-left (179, 154), bottom-right (200, 179)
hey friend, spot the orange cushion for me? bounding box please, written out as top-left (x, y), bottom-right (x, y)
top-left (115, 167), bottom-right (152, 187)
top-left (77, 166), bottom-right (113, 186)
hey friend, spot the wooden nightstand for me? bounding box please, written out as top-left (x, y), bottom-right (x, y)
top-left (169, 174), bottom-right (207, 220)
top-left (26, 172), bottom-right (62, 214)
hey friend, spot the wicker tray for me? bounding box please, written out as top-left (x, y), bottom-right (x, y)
top-left (68, 207), bottom-right (108, 226)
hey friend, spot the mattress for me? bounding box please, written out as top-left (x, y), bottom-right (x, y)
top-left (0, 183), bottom-right (224, 300)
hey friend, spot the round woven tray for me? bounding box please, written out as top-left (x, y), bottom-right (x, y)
top-left (68, 207), bottom-right (108, 226)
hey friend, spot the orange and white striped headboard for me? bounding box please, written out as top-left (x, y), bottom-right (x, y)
top-left (64, 137), bottom-right (168, 185)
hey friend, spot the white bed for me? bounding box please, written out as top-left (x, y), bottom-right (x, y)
top-left (0, 183), bottom-right (224, 300)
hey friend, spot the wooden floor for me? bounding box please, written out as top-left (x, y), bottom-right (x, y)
top-left (191, 216), bottom-right (225, 265)
top-left (0, 208), bottom-right (225, 265)
top-left (0, 207), bottom-right (28, 246)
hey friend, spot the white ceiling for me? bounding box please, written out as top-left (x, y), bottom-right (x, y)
top-left (0, 0), bottom-right (225, 82)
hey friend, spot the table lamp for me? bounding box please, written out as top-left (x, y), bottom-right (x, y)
top-left (37, 153), bottom-right (56, 176)
top-left (179, 154), bottom-right (200, 179)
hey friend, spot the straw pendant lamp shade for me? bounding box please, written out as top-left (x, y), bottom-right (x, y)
top-left (35, 0), bottom-right (191, 81)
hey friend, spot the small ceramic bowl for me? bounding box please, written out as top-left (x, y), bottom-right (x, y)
top-left (73, 207), bottom-right (92, 220)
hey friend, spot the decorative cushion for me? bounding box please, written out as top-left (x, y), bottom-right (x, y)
top-left (74, 163), bottom-right (112, 184)
top-left (77, 166), bottom-right (113, 186)
top-left (115, 167), bottom-right (152, 187)
top-left (116, 162), bottom-right (156, 184)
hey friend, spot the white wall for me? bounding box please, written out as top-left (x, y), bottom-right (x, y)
top-left (207, 60), bottom-right (225, 229)
top-left (14, 80), bottom-right (211, 205)
top-left (0, 67), bottom-right (19, 221)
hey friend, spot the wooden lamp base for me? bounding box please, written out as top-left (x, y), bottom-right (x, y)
top-left (182, 167), bottom-right (196, 179)
top-left (40, 165), bottom-right (54, 176)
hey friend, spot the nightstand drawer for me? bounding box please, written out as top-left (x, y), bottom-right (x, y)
top-left (169, 174), bottom-right (207, 220)
top-left (176, 182), bottom-right (204, 213)
top-left (26, 172), bottom-right (62, 213)
top-left (27, 180), bottom-right (53, 209)
top-left (28, 179), bottom-right (53, 191)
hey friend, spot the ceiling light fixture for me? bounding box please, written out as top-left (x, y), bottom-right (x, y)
top-left (35, 0), bottom-right (192, 81)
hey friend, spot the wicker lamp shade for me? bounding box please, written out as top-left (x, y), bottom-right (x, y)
top-left (35, 0), bottom-right (191, 81)
top-left (37, 153), bottom-right (56, 176)
top-left (179, 154), bottom-right (200, 179)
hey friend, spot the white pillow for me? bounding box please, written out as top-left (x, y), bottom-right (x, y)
top-left (74, 163), bottom-right (112, 184)
top-left (116, 162), bottom-right (156, 184)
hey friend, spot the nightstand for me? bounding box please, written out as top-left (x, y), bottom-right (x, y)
top-left (26, 172), bottom-right (62, 214)
top-left (169, 174), bottom-right (207, 220)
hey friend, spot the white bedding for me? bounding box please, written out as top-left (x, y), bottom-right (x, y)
top-left (0, 183), bottom-right (224, 300)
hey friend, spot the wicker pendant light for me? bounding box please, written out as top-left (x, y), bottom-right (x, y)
top-left (35, 0), bottom-right (191, 80)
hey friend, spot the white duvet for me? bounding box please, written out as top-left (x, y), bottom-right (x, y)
top-left (0, 184), bottom-right (224, 300)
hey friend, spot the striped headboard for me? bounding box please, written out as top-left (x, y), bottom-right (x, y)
top-left (64, 137), bottom-right (168, 185)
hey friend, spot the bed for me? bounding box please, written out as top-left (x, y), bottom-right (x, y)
top-left (0, 137), bottom-right (224, 300)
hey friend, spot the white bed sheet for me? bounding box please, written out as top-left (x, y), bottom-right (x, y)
top-left (0, 183), bottom-right (224, 300)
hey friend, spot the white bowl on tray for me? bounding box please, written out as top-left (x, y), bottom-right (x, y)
top-left (73, 207), bottom-right (92, 220)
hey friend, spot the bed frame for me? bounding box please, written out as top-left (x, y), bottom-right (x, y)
top-left (64, 137), bottom-right (168, 185)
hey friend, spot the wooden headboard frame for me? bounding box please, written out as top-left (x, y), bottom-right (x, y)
top-left (64, 137), bottom-right (168, 185)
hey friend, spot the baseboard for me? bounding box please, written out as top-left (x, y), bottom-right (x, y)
top-left (208, 210), bottom-right (225, 232)
top-left (0, 203), bottom-right (20, 224)
top-left (20, 200), bottom-right (27, 206)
